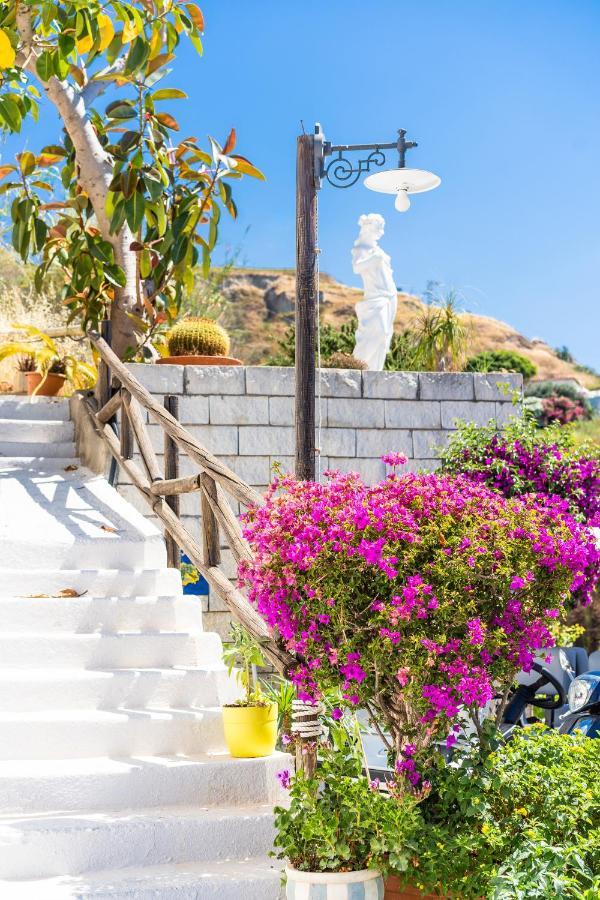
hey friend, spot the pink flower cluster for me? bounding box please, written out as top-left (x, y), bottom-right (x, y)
top-left (240, 464), bottom-right (599, 774)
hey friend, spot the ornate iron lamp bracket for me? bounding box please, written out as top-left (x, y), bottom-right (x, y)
top-left (313, 123), bottom-right (417, 190)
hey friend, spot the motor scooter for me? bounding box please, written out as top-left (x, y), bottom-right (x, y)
top-left (559, 669), bottom-right (600, 738)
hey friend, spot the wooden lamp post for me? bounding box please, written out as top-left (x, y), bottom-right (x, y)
top-left (294, 123), bottom-right (440, 480)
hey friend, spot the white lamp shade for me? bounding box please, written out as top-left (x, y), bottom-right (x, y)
top-left (364, 167), bottom-right (441, 196)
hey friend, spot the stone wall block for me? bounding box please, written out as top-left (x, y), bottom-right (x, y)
top-left (177, 395), bottom-right (210, 425)
top-left (246, 367), bottom-right (294, 396)
top-left (362, 371), bottom-right (419, 400)
top-left (412, 429), bottom-right (453, 459)
top-left (127, 363), bottom-right (184, 394)
top-left (441, 401), bottom-right (497, 429)
top-left (474, 373), bottom-right (523, 401)
top-left (219, 454), bottom-right (272, 486)
top-left (209, 395), bottom-right (269, 425)
top-left (318, 369), bottom-right (361, 398)
top-left (269, 396), bottom-right (295, 426)
top-left (319, 428), bottom-right (356, 457)
top-left (185, 365), bottom-right (245, 395)
top-left (326, 398), bottom-right (384, 428)
top-left (419, 372), bottom-right (475, 400)
top-left (239, 426), bottom-right (294, 456)
top-left (495, 401), bottom-right (519, 425)
top-left (356, 429), bottom-right (413, 457)
top-left (328, 457), bottom-right (387, 483)
top-left (385, 400), bottom-right (441, 429)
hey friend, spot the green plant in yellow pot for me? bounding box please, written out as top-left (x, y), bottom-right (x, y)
top-left (222, 624), bottom-right (278, 758)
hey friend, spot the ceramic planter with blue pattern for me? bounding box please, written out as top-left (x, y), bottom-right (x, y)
top-left (285, 866), bottom-right (384, 899)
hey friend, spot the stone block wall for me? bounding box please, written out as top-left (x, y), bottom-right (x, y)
top-left (119, 364), bottom-right (522, 636)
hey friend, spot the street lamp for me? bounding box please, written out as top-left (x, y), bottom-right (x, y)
top-left (294, 123), bottom-right (440, 480)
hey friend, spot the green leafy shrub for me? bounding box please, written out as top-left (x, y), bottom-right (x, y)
top-left (465, 350), bottom-right (537, 379)
top-left (321, 351), bottom-right (367, 370)
top-left (412, 727), bottom-right (600, 898)
top-left (273, 740), bottom-right (418, 876)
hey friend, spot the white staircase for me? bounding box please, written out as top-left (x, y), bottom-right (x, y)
top-left (0, 398), bottom-right (286, 898)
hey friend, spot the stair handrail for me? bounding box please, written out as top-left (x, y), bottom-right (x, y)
top-left (85, 329), bottom-right (294, 674)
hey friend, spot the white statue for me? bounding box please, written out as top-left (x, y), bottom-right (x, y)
top-left (351, 213), bottom-right (397, 371)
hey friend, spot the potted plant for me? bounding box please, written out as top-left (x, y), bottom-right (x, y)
top-left (157, 317), bottom-right (242, 366)
top-left (241, 455), bottom-right (599, 895)
top-left (0, 324), bottom-right (96, 396)
top-left (221, 624), bottom-right (278, 758)
top-left (274, 739), bottom-right (417, 900)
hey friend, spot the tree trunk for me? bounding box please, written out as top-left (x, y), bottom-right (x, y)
top-left (16, 7), bottom-right (141, 360)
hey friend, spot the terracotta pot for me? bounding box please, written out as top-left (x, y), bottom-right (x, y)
top-left (385, 876), bottom-right (446, 899)
top-left (156, 355), bottom-right (242, 366)
top-left (25, 372), bottom-right (66, 397)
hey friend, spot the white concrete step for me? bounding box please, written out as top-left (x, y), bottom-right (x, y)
top-left (0, 803), bottom-right (277, 878)
top-left (0, 462), bottom-right (167, 570)
top-left (0, 595), bottom-right (202, 633)
top-left (0, 665), bottom-right (240, 712)
top-left (0, 398), bottom-right (70, 420)
top-left (0, 707), bottom-right (228, 759)
top-left (0, 440), bottom-right (76, 457)
top-left (0, 631), bottom-right (223, 669)
top-left (0, 567), bottom-right (184, 598)
top-left (0, 857), bottom-right (284, 899)
top-left (0, 752), bottom-right (289, 814)
top-left (0, 419), bottom-right (74, 443)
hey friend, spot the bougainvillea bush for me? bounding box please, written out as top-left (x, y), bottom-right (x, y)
top-left (241, 460), bottom-right (599, 783)
top-left (439, 416), bottom-right (600, 605)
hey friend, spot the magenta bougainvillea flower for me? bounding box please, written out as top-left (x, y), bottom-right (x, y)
top-left (240, 464), bottom-right (599, 785)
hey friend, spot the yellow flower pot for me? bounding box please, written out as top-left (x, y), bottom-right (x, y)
top-left (222, 701), bottom-right (278, 758)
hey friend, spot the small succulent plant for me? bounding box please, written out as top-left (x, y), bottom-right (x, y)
top-left (167, 317), bottom-right (231, 358)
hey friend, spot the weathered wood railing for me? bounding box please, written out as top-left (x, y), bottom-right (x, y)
top-left (86, 329), bottom-right (294, 674)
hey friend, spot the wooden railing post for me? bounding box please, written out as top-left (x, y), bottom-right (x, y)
top-left (163, 395), bottom-right (180, 569)
top-left (199, 473), bottom-right (221, 567)
top-left (120, 393), bottom-right (134, 461)
top-left (97, 319), bottom-right (112, 409)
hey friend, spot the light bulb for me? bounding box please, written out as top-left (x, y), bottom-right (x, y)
top-left (395, 189), bottom-right (410, 212)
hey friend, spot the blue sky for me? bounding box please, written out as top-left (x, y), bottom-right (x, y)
top-left (2, 0), bottom-right (599, 368)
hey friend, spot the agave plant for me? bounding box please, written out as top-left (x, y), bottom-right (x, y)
top-left (0, 324), bottom-right (96, 393)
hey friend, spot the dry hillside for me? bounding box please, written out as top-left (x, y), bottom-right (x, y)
top-left (220, 268), bottom-right (598, 387)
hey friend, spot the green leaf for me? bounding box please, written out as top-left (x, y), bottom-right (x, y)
top-left (172, 233), bottom-right (188, 265)
top-left (0, 96), bottom-right (22, 132)
top-left (125, 191), bottom-right (145, 232)
top-left (104, 264), bottom-right (127, 288)
top-left (109, 198), bottom-right (127, 235)
top-left (18, 151), bottom-right (36, 176)
top-left (125, 37), bottom-right (149, 73)
top-left (106, 102), bottom-right (137, 120)
top-left (35, 51), bottom-right (55, 82)
top-left (151, 88), bottom-right (188, 101)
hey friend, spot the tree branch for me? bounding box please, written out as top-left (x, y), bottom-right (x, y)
top-left (81, 55), bottom-right (128, 106)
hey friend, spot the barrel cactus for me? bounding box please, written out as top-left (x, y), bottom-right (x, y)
top-left (167, 318), bottom-right (231, 358)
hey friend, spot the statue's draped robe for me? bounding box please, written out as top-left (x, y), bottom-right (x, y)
top-left (352, 244), bottom-right (398, 371)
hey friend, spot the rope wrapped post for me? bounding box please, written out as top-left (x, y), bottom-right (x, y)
top-left (292, 699), bottom-right (323, 778)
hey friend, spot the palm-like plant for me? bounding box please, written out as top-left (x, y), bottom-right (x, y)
top-left (0, 324), bottom-right (96, 393)
top-left (412, 291), bottom-right (468, 371)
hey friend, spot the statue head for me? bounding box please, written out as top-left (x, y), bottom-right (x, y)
top-left (357, 212), bottom-right (385, 244)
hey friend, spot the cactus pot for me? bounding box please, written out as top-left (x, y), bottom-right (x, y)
top-left (156, 355), bottom-right (242, 366)
top-left (285, 866), bottom-right (384, 899)
top-left (25, 372), bottom-right (66, 396)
